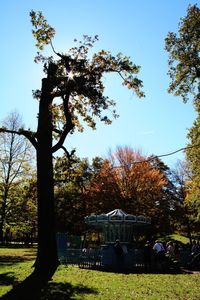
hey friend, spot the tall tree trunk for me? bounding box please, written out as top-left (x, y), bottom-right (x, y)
top-left (0, 77), bottom-right (60, 300)
top-left (33, 78), bottom-right (59, 279)
top-left (0, 189), bottom-right (9, 242)
top-left (184, 206), bottom-right (192, 246)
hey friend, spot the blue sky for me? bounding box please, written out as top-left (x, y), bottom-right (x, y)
top-left (0, 0), bottom-right (198, 167)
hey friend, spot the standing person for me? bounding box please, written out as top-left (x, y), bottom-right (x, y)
top-left (191, 240), bottom-right (198, 256)
top-left (143, 240), bottom-right (152, 272)
top-left (114, 240), bottom-right (124, 271)
top-left (166, 241), bottom-right (175, 258)
top-left (153, 240), bottom-right (165, 270)
top-left (173, 243), bottom-right (180, 260)
top-left (153, 240), bottom-right (165, 254)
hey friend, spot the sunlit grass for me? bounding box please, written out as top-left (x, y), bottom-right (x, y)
top-left (54, 265), bottom-right (200, 300)
top-left (169, 233), bottom-right (190, 244)
top-left (0, 247), bottom-right (35, 297)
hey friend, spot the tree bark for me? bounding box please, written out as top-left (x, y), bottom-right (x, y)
top-left (33, 77), bottom-right (59, 279)
top-left (0, 190), bottom-right (8, 242)
top-left (1, 74), bottom-right (60, 300)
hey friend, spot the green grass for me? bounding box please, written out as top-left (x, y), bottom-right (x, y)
top-left (0, 247), bottom-right (37, 296)
top-left (166, 233), bottom-right (190, 245)
top-left (0, 247), bottom-right (200, 299)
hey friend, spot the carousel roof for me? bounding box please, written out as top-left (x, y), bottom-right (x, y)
top-left (106, 209), bottom-right (128, 217)
top-left (85, 209), bottom-right (151, 225)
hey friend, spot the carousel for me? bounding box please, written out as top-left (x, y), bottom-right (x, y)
top-left (79, 209), bottom-right (151, 270)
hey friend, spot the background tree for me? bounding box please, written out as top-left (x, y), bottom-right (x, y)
top-left (165, 4), bottom-right (200, 104)
top-left (54, 154), bottom-right (105, 235)
top-left (11, 175), bottom-right (37, 245)
top-left (54, 153), bottom-right (95, 234)
top-left (0, 111), bottom-right (33, 242)
top-left (186, 104), bottom-right (200, 226)
top-left (0, 10), bottom-right (144, 294)
top-left (171, 160), bottom-right (194, 244)
top-left (165, 4), bottom-right (200, 234)
top-left (85, 146), bottom-right (174, 233)
top-left (85, 158), bottom-right (121, 214)
top-left (148, 156), bottom-right (178, 234)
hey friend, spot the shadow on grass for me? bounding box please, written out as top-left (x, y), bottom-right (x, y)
top-left (0, 272), bottom-right (17, 286)
top-left (40, 282), bottom-right (98, 300)
top-left (0, 276), bottom-right (98, 300)
top-left (0, 256), bottom-right (28, 265)
top-left (0, 249), bottom-right (36, 265)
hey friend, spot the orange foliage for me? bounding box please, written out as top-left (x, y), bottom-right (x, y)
top-left (85, 147), bottom-right (168, 218)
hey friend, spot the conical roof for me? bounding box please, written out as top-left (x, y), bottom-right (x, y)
top-left (85, 209), bottom-right (151, 225)
top-left (106, 209), bottom-right (128, 217)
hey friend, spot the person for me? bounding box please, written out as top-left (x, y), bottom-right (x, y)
top-left (143, 240), bottom-right (152, 272)
top-left (173, 243), bottom-right (180, 259)
top-left (188, 240), bottom-right (200, 270)
top-left (166, 241), bottom-right (175, 258)
top-left (153, 240), bottom-right (166, 269)
top-left (197, 241), bottom-right (200, 254)
top-left (191, 240), bottom-right (198, 256)
top-left (153, 240), bottom-right (165, 255)
top-left (114, 240), bottom-right (124, 270)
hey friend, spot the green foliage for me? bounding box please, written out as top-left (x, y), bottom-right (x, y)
top-left (171, 160), bottom-right (198, 239)
top-left (185, 97), bottom-right (200, 226)
top-left (0, 112), bottom-right (34, 241)
top-left (13, 178), bottom-right (37, 238)
top-left (165, 3), bottom-right (200, 236)
top-left (186, 103), bottom-right (200, 176)
top-left (165, 4), bottom-right (200, 104)
top-left (1, 177), bottom-right (37, 242)
top-left (30, 11), bottom-right (144, 135)
top-left (54, 154), bottom-right (103, 234)
top-left (30, 10), bottom-right (55, 51)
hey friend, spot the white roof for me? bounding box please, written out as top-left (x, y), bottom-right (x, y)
top-left (106, 209), bottom-right (128, 217)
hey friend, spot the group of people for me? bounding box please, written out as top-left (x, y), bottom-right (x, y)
top-left (113, 238), bottom-right (200, 272)
top-left (114, 239), bottom-right (180, 271)
top-left (143, 239), bottom-right (181, 271)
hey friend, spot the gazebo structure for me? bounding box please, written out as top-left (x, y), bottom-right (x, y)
top-left (79, 209), bottom-right (151, 270)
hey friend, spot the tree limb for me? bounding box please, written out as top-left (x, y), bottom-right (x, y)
top-left (60, 146), bottom-right (76, 160)
top-left (52, 92), bottom-right (74, 153)
top-left (51, 124), bottom-right (73, 153)
top-left (0, 128), bottom-right (38, 149)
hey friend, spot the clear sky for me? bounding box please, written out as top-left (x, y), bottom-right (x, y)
top-left (0, 0), bottom-right (198, 168)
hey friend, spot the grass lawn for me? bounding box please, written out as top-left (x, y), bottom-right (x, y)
top-left (164, 234), bottom-right (190, 245)
top-left (0, 247), bottom-right (200, 299)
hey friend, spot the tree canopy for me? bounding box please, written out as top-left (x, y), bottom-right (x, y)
top-left (165, 3), bottom-right (200, 229)
top-left (84, 147), bottom-right (176, 233)
top-left (30, 10), bottom-right (145, 141)
top-left (165, 4), bottom-right (200, 105)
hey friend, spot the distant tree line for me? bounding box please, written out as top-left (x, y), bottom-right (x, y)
top-left (0, 116), bottom-right (198, 244)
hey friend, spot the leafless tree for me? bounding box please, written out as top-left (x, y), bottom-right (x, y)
top-left (0, 111), bottom-right (33, 241)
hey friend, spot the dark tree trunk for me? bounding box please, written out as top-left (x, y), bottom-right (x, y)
top-left (33, 77), bottom-right (59, 279)
top-left (1, 76), bottom-right (60, 300)
top-left (184, 207), bottom-right (192, 246)
top-left (0, 189), bottom-right (9, 242)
